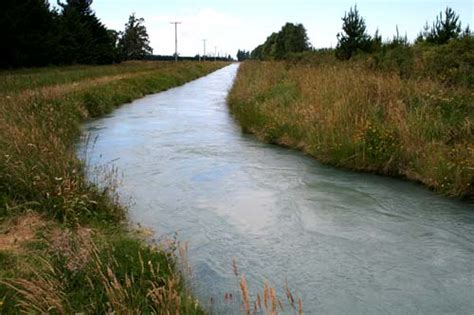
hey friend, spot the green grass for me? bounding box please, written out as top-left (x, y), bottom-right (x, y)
top-left (0, 61), bottom-right (228, 313)
top-left (0, 220), bottom-right (206, 314)
top-left (0, 61), bottom-right (177, 95)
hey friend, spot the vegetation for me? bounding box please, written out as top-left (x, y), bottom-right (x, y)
top-left (0, 214), bottom-right (204, 314)
top-left (251, 23), bottom-right (311, 60)
top-left (144, 55), bottom-right (233, 62)
top-left (0, 61), bottom-right (228, 313)
top-left (0, 0), bottom-right (152, 68)
top-left (229, 8), bottom-right (473, 199)
top-left (118, 14), bottom-right (153, 61)
top-left (418, 7), bottom-right (466, 44)
top-left (335, 5), bottom-right (373, 60)
top-left (237, 50), bottom-right (251, 61)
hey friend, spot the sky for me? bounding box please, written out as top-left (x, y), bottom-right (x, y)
top-left (85, 0), bottom-right (473, 57)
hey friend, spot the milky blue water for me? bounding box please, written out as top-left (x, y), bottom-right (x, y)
top-left (79, 64), bottom-right (474, 314)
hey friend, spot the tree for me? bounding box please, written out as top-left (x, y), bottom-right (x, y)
top-left (251, 44), bottom-right (264, 60)
top-left (462, 25), bottom-right (471, 38)
top-left (388, 26), bottom-right (409, 49)
top-left (416, 22), bottom-right (431, 43)
top-left (106, 29), bottom-right (121, 62)
top-left (0, 0), bottom-right (125, 68)
top-left (261, 32), bottom-right (279, 59)
top-left (335, 5), bottom-right (372, 60)
top-left (250, 23), bottom-right (311, 60)
top-left (118, 14), bottom-right (153, 60)
top-left (236, 49), bottom-right (250, 61)
top-left (0, 0), bottom-right (59, 67)
top-left (274, 23), bottom-right (311, 58)
top-left (57, 0), bottom-right (117, 64)
top-left (370, 28), bottom-right (382, 52)
top-left (426, 7), bottom-right (462, 44)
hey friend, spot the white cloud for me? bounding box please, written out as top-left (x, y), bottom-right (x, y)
top-left (144, 8), bottom-right (248, 57)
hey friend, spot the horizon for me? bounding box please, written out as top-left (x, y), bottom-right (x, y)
top-left (79, 0), bottom-right (474, 57)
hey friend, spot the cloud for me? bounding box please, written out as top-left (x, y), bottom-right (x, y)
top-left (144, 8), bottom-right (246, 57)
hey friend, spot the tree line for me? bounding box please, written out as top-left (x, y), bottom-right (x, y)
top-left (1, 0), bottom-right (152, 68)
top-left (144, 55), bottom-right (233, 62)
top-left (237, 6), bottom-right (471, 61)
top-left (335, 6), bottom-right (471, 60)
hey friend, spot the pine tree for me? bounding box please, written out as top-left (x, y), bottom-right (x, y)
top-left (335, 5), bottom-right (372, 60)
top-left (426, 7), bottom-right (462, 44)
top-left (0, 0), bottom-right (58, 67)
top-left (57, 0), bottom-right (116, 64)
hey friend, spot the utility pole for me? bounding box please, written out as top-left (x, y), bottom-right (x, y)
top-left (202, 39), bottom-right (207, 61)
top-left (170, 21), bottom-right (181, 62)
top-left (214, 46), bottom-right (217, 61)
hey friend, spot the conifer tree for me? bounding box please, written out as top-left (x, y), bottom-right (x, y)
top-left (426, 7), bottom-right (462, 44)
top-left (335, 6), bottom-right (372, 60)
top-left (57, 0), bottom-right (116, 64)
top-left (0, 0), bottom-right (58, 67)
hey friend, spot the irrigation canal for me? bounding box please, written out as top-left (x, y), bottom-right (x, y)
top-left (79, 64), bottom-right (474, 314)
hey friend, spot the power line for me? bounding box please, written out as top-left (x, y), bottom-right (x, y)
top-left (170, 21), bottom-right (181, 62)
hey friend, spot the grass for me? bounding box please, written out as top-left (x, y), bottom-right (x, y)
top-left (0, 61), bottom-right (178, 94)
top-left (228, 59), bottom-right (473, 199)
top-left (0, 216), bottom-right (204, 314)
top-left (0, 60), bottom-right (228, 313)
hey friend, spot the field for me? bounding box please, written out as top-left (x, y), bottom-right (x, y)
top-left (228, 50), bottom-right (474, 199)
top-left (0, 61), bottom-right (227, 313)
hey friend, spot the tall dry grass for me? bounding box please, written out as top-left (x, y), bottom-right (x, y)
top-left (1, 225), bottom-right (204, 314)
top-left (228, 61), bottom-right (473, 198)
top-left (232, 259), bottom-right (303, 315)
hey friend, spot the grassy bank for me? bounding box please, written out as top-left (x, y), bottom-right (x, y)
top-left (228, 58), bottom-right (473, 199)
top-left (0, 61), bottom-right (228, 313)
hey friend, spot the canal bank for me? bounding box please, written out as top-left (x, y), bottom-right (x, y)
top-left (0, 61), bottom-right (227, 314)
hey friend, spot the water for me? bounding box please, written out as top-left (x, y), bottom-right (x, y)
top-left (79, 64), bottom-right (474, 314)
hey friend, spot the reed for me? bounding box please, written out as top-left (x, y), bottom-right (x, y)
top-left (231, 259), bottom-right (303, 315)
